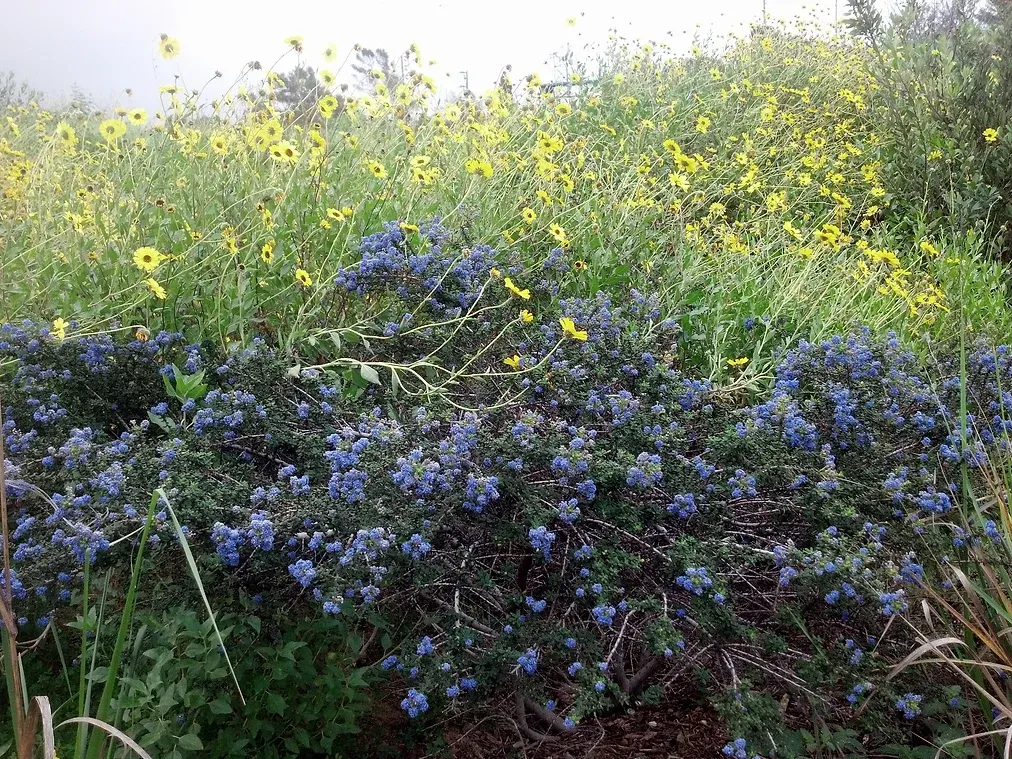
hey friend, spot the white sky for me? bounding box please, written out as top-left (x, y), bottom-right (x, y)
top-left (0, 0), bottom-right (844, 112)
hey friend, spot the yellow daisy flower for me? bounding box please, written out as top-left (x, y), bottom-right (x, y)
top-left (145, 278), bottom-right (167, 299)
top-left (366, 160), bottom-right (388, 180)
top-left (99, 119), bottom-right (127, 144)
top-left (158, 34), bottom-right (181, 59)
top-left (559, 317), bottom-right (588, 341)
top-left (133, 246), bottom-right (165, 272)
top-left (503, 277), bottom-right (531, 300)
top-left (52, 317), bottom-right (68, 340)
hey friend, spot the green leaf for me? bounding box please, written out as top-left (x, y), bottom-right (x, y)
top-left (163, 372), bottom-right (179, 400)
top-left (177, 733), bottom-right (204, 751)
top-left (86, 666), bottom-right (110, 682)
top-left (147, 412), bottom-right (177, 432)
top-left (265, 693), bottom-right (287, 715)
top-left (390, 367), bottom-right (402, 397)
top-left (359, 363), bottom-right (381, 385)
top-left (209, 697), bottom-right (232, 715)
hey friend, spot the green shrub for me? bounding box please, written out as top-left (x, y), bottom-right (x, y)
top-left (5, 220), bottom-right (1012, 754)
top-left (847, 0), bottom-right (1012, 259)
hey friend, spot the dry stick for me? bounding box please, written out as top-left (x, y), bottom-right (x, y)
top-left (427, 595), bottom-right (496, 636)
top-left (522, 697), bottom-right (575, 734)
top-left (513, 691), bottom-right (558, 743)
top-left (0, 393), bottom-right (28, 751)
top-left (627, 655), bottom-right (664, 696)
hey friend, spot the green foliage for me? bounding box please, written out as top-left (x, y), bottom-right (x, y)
top-left (115, 610), bottom-right (373, 758)
top-left (848, 0), bottom-right (1012, 260)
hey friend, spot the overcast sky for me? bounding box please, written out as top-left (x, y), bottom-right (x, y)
top-left (0, 0), bottom-right (842, 112)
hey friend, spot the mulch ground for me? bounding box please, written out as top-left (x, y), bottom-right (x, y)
top-left (442, 702), bottom-right (726, 759)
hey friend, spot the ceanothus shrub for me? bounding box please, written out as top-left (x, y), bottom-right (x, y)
top-left (2, 221), bottom-right (1010, 750)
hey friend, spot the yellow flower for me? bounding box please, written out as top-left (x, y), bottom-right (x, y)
top-left (366, 160), bottom-right (388, 179)
top-left (573, 260), bottom-right (588, 271)
top-left (727, 357), bottom-right (750, 368)
top-left (520, 309), bottom-right (534, 323)
top-left (55, 121), bottom-right (78, 150)
top-left (566, 16), bottom-right (577, 26)
top-left (919, 240), bottom-right (940, 256)
top-left (320, 70), bottom-right (336, 87)
top-left (295, 268), bottom-right (312, 287)
top-left (410, 155), bottom-right (431, 168)
top-left (270, 140), bottom-right (300, 163)
top-left (522, 207), bottom-right (536, 224)
top-left (135, 327), bottom-right (150, 342)
top-left (284, 35), bottom-right (304, 51)
top-left (983, 128), bottom-right (999, 143)
top-left (814, 224), bottom-right (841, 248)
top-left (549, 223), bottom-right (568, 245)
top-left (555, 102), bottom-right (573, 117)
top-left (319, 95), bottom-right (340, 118)
top-left (261, 240), bottom-right (276, 263)
top-left (158, 34), bottom-right (181, 59)
top-left (52, 317), bottom-right (68, 340)
top-left (559, 317), bottom-right (588, 341)
top-left (536, 190), bottom-right (553, 205)
top-left (503, 354), bottom-right (521, 370)
top-left (465, 158), bottom-right (493, 177)
top-left (128, 109), bottom-right (147, 125)
top-left (144, 278), bottom-right (167, 299)
top-left (669, 172), bottom-right (690, 192)
top-left (504, 277), bottom-right (531, 300)
top-left (133, 246), bottom-right (165, 272)
top-left (251, 119), bottom-right (283, 149)
top-left (323, 43), bottom-right (338, 62)
top-left (696, 115), bottom-right (711, 134)
top-left (211, 135), bottom-right (228, 155)
top-left (99, 119), bottom-right (127, 144)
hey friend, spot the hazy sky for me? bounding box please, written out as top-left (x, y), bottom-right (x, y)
top-left (0, 0), bottom-right (842, 112)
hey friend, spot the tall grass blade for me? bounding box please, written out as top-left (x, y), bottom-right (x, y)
top-left (49, 623), bottom-right (74, 700)
top-left (75, 549), bottom-right (91, 759)
top-left (162, 490), bottom-right (245, 704)
top-left (84, 491), bottom-right (157, 759)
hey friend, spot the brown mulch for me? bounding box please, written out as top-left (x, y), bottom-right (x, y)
top-left (443, 702), bottom-right (726, 759)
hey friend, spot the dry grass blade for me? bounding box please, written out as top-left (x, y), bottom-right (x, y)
top-left (57, 717), bottom-right (154, 759)
top-left (887, 636), bottom-right (965, 678)
top-left (19, 696), bottom-right (55, 759)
